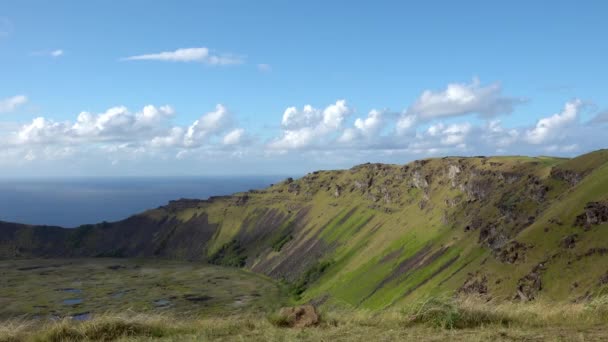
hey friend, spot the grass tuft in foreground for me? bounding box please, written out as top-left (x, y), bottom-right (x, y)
top-left (3, 296), bottom-right (608, 341)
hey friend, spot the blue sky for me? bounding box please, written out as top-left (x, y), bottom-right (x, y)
top-left (1, 0), bottom-right (607, 177)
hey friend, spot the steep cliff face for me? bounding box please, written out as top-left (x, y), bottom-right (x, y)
top-left (2, 149), bottom-right (608, 308)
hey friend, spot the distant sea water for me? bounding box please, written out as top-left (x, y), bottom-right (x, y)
top-left (0, 176), bottom-right (287, 228)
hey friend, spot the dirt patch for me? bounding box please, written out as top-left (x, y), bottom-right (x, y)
top-left (458, 272), bottom-right (488, 296)
top-left (277, 305), bottom-right (319, 328)
top-left (183, 294), bottom-right (212, 302)
top-left (380, 247), bottom-right (404, 264)
top-left (107, 265), bottom-right (126, 270)
top-left (17, 264), bottom-right (64, 271)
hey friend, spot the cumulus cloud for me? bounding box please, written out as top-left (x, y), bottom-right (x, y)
top-left (269, 100), bottom-right (351, 150)
top-left (0, 95), bottom-right (27, 113)
top-left (396, 114), bottom-right (417, 135)
top-left (183, 104), bottom-right (232, 147)
top-left (223, 128), bottom-right (245, 145)
top-left (2, 77), bottom-right (607, 174)
top-left (407, 78), bottom-right (525, 120)
top-left (123, 47), bottom-right (244, 65)
top-left (339, 109), bottom-right (386, 143)
top-left (14, 105), bottom-right (175, 145)
top-left (525, 99), bottom-right (581, 144)
top-left (0, 103), bottom-right (249, 167)
top-left (482, 120), bottom-right (519, 148)
top-left (425, 122), bottom-right (473, 146)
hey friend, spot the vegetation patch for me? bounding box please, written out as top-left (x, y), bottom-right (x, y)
top-left (287, 260), bottom-right (333, 298)
top-left (271, 232), bottom-right (293, 252)
top-left (403, 297), bottom-right (511, 329)
top-left (209, 240), bottom-right (247, 267)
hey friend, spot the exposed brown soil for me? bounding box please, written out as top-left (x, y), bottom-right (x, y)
top-left (278, 305), bottom-right (319, 328)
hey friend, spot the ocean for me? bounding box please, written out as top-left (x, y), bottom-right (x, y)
top-left (0, 176), bottom-right (286, 228)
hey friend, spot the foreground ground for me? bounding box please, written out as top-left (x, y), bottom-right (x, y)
top-left (2, 298), bottom-right (608, 341)
top-left (2, 259), bottom-right (608, 341)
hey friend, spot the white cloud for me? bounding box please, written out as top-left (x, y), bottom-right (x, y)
top-left (223, 128), bottom-right (245, 145)
top-left (184, 104), bottom-right (232, 147)
top-left (0, 103), bottom-right (250, 169)
top-left (396, 114), bottom-right (417, 135)
top-left (407, 78), bottom-right (525, 120)
top-left (483, 120), bottom-right (519, 148)
top-left (425, 122), bottom-right (473, 146)
top-left (525, 99), bottom-right (581, 144)
top-left (339, 109), bottom-right (385, 142)
top-left (14, 104), bottom-right (175, 145)
top-left (150, 127), bottom-right (185, 148)
top-left (123, 47), bottom-right (244, 65)
top-left (281, 105), bottom-right (319, 130)
top-left (0, 95), bottom-right (27, 113)
top-left (269, 100), bottom-right (351, 150)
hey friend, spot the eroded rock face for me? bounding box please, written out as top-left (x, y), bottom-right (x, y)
top-left (495, 240), bottom-right (529, 263)
top-left (458, 273), bottom-right (488, 296)
top-left (551, 167), bottom-right (583, 186)
top-left (287, 182), bottom-right (300, 195)
top-left (448, 164), bottom-right (462, 187)
top-left (515, 263), bottom-right (546, 301)
top-left (278, 305), bottom-right (319, 328)
top-left (560, 234), bottom-right (578, 249)
top-left (575, 202), bottom-right (608, 229)
top-left (234, 194), bottom-right (249, 206)
top-left (411, 171), bottom-right (429, 189)
top-left (479, 223), bottom-right (508, 251)
top-left (464, 173), bottom-right (494, 202)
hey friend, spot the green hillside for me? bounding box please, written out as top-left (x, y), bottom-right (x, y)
top-left (2, 149), bottom-right (608, 309)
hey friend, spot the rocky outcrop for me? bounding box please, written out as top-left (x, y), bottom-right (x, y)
top-left (551, 167), bottom-right (583, 186)
top-left (479, 223), bottom-right (508, 251)
top-left (560, 234), bottom-right (578, 249)
top-left (515, 262), bottom-right (546, 301)
top-left (495, 240), bottom-right (529, 263)
top-left (458, 272), bottom-right (488, 296)
top-left (575, 202), bottom-right (608, 229)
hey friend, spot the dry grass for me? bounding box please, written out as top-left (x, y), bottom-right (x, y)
top-left (2, 297), bottom-right (608, 341)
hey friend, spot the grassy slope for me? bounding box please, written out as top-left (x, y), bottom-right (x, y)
top-left (2, 150), bottom-right (608, 310)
